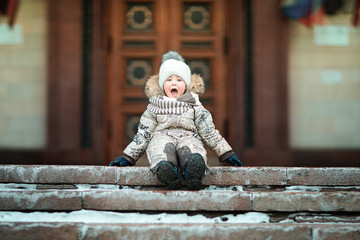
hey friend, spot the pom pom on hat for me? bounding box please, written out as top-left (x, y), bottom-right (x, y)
top-left (159, 51), bottom-right (191, 90)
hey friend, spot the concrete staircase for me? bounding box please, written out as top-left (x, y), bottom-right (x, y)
top-left (0, 165), bottom-right (359, 239)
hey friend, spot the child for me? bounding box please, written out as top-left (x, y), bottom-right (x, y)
top-left (110, 51), bottom-right (242, 190)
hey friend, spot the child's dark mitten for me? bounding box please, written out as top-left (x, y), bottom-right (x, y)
top-left (225, 154), bottom-right (243, 167)
top-left (109, 156), bottom-right (132, 167)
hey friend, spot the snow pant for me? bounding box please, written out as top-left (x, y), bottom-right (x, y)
top-left (146, 133), bottom-right (208, 173)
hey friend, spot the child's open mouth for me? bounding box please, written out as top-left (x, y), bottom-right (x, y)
top-left (170, 88), bottom-right (178, 97)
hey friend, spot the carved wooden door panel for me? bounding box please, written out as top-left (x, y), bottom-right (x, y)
top-left (107, 0), bottom-right (227, 163)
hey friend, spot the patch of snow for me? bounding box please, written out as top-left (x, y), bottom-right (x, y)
top-left (0, 184), bottom-right (121, 191)
top-left (285, 185), bottom-right (360, 192)
top-left (296, 215), bottom-right (360, 222)
top-left (0, 210), bottom-right (270, 224)
top-left (0, 183), bottom-right (37, 190)
top-left (279, 212), bottom-right (360, 224)
top-left (285, 186), bottom-right (323, 192)
top-left (119, 185), bottom-right (141, 190)
top-left (75, 184), bottom-right (120, 190)
top-left (278, 218), bottom-right (296, 223)
top-left (201, 185), bottom-right (244, 191)
top-left (331, 186), bottom-right (360, 190)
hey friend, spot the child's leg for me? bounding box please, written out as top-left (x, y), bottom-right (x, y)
top-left (177, 137), bottom-right (207, 170)
top-left (177, 137), bottom-right (208, 190)
top-left (147, 134), bottom-right (177, 171)
top-left (147, 134), bottom-right (181, 189)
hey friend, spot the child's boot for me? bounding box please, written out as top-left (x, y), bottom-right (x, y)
top-left (156, 161), bottom-right (182, 190)
top-left (184, 153), bottom-right (207, 190)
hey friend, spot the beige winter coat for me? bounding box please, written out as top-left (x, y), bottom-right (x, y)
top-left (123, 74), bottom-right (234, 169)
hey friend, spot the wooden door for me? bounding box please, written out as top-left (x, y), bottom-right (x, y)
top-left (106, 0), bottom-right (228, 163)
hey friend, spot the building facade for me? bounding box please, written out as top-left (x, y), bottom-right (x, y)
top-left (0, 0), bottom-right (359, 166)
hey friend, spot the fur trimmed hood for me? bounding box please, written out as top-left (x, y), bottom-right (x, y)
top-left (144, 74), bottom-right (205, 98)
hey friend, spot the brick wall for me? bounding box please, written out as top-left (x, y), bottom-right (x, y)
top-left (289, 11), bottom-right (360, 149)
top-left (0, 0), bottom-right (47, 149)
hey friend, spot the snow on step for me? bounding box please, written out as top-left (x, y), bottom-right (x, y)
top-left (0, 210), bottom-right (270, 224)
top-left (2, 210), bottom-right (360, 224)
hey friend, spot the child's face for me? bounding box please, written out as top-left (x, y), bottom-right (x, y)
top-left (163, 75), bottom-right (186, 98)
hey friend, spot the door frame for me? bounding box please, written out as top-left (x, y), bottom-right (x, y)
top-left (105, 0), bottom-right (230, 164)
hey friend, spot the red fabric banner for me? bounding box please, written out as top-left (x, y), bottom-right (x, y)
top-left (0, 0), bottom-right (19, 27)
top-left (353, 0), bottom-right (360, 27)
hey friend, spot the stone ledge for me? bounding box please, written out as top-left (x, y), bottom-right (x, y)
top-left (1, 222), bottom-right (359, 240)
top-left (0, 165), bottom-right (117, 184)
top-left (83, 223), bottom-right (312, 240)
top-left (1, 165), bottom-right (359, 186)
top-left (82, 190), bottom-right (251, 211)
top-left (0, 222), bottom-right (78, 240)
top-left (1, 189), bottom-right (359, 212)
top-left (0, 190), bottom-right (82, 211)
top-left (287, 168), bottom-right (360, 186)
top-left (252, 191), bottom-right (360, 212)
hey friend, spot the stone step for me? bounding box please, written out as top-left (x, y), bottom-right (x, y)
top-left (1, 221), bottom-right (359, 240)
top-left (1, 165), bottom-right (359, 186)
top-left (1, 186), bottom-right (359, 212)
top-left (1, 165), bottom-right (360, 239)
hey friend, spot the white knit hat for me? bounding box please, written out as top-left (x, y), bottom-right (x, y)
top-left (159, 51), bottom-right (191, 90)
